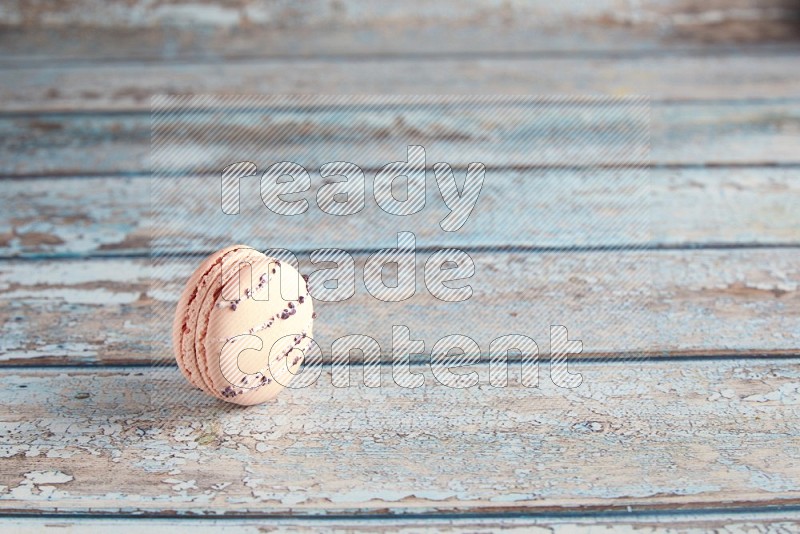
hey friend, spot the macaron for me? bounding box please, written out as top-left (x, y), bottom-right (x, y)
top-left (172, 245), bottom-right (315, 405)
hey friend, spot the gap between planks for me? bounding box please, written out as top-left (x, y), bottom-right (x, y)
top-left (2, 512), bottom-right (800, 533)
top-left (3, 44), bottom-right (800, 69)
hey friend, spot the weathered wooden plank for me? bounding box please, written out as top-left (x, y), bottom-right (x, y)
top-left (3, 0), bottom-right (794, 31)
top-left (4, 29), bottom-right (799, 69)
top-left (0, 359), bottom-right (798, 514)
top-left (1, 52), bottom-right (799, 113)
top-left (2, 101), bottom-right (799, 177)
top-left (1, 249), bottom-right (797, 366)
top-left (2, 0), bottom-right (798, 63)
top-left (3, 168), bottom-right (799, 258)
top-left (4, 513), bottom-right (800, 532)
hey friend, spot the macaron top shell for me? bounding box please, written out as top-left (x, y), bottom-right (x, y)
top-left (172, 245), bottom-right (314, 405)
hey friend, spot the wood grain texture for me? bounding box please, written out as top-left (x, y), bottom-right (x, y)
top-left (1, 0), bottom-right (799, 522)
top-left (5, 30), bottom-right (800, 69)
top-left (2, 0), bottom-right (798, 61)
top-left (2, 52), bottom-right (800, 113)
top-left (1, 249), bottom-right (797, 366)
top-left (5, 513), bottom-right (800, 532)
top-left (0, 360), bottom-right (799, 515)
top-left (3, 0), bottom-right (795, 30)
top-left (3, 168), bottom-right (799, 258)
top-left (2, 100), bottom-right (800, 177)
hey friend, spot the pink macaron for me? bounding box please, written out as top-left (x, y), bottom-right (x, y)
top-left (172, 245), bottom-right (315, 405)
